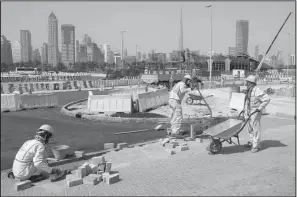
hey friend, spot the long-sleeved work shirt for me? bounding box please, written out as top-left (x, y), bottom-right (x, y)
top-left (169, 81), bottom-right (191, 102)
top-left (245, 86), bottom-right (270, 113)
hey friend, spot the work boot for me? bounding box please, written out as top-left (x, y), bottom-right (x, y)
top-left (7, 171), bottom-right (15, 180)
top-left (251, 147), bottom-right (261, 153)
top-left (50, 169), bottom-right (67, 182)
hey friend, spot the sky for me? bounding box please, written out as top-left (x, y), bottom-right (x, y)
top-left (1, 1), bottom-right (295, 63)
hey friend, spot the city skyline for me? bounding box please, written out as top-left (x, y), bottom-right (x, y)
top-left (1, 1), bottom-right (295, 64)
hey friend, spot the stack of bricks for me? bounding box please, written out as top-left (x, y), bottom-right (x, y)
top-left (66, 155), bottom-right (120, 187)
top-left (161, 138), bottom-right (190, 155)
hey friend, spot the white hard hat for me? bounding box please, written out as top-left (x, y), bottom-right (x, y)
top-left (38, 124), bottom-right (54, 134)
top-left (184, 74), bottom-right (192, 80)
top-left (245, 75), bottom-right (257, 84)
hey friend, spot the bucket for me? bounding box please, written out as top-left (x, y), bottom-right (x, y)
top-left (229, 86), bottom-right (240, 101)
top-left (51, 145), bottom-right (69, 160)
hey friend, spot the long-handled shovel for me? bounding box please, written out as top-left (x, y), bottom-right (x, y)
top-left (114, 124), bottom-right (164, 135)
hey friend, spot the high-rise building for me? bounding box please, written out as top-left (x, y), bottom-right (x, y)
top-left (137, 51), bottom-right (142, 61)
top-left (61, 24), bottom-right (75, 66)
top-left (48, 11), bottom-right (59, 67)
top-left (41, 43), bottom-right (48, 65)
top-left (228, 47), bottom-right (237, 56)
top-left (142, 53), bottom-right (147, 61)
top-left (254, 45), bottom-right (259, 60)
top-left (124, 48), bottom-right (128, 58)
top-left (108, 51), bottom-right (114, 64)
top-left (20, 30), bottom-right (32, 62)
top-left (11, 41), bottom-right (22, 63)
top-left (236, 20), bottom-right (249, 55)
top-left (178, 6), bottom-right (183, 51)
top-left (1, 35), bottom-right (13, 64)
top-left (289, 54), bottom-right (295, 65)
top-left (33, 49), bottom-right (41, 62)
top-left (169, 50), bottom-right (181, 62)
top-left (103, 44), bottom-right (111, 63)
top-left (83, 34), bottom-right (92, 45)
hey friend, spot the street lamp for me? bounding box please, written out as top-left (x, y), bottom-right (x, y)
top-left (120, 31), bottom-right (126, 68)
top-left (205, 4), bottom-right (212, 82)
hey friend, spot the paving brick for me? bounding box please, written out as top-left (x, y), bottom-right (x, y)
top-left (76, 166), bottom-right (87, 179)
top-left (106, 173), bottom-right (120, 185)
top-left (98, 162), bottom-right (106, 172)
top-left (104, 143), bottom-right (115, 149)
top-left (165, 143), bottom-right (176, 148)
top-left (82, 163), bottom-right (92, 175)
top-left (105, 162), bottom-right (112, 173)
top-left (165, 149), bottom-right (176, 155)
top-left (14, 180), bottom-right (32, 191)
top-left (66, 178), bottom-right (83, 187)
top-left (170, 141), bottom-right (179, 146)
top-left (89, 163), bottom-right (98, 174)
top-left (74, 150), bottom-right (84, 158)
top-left (66, 174), bottom-right (77, 180)
top-left (90, 156), bottom-right (105, 166)
top-left (83, 176), bottom-right (99, 185)
top-left (180, 146), bottom-right (189, 151)
top-left (117, 143), bottom-right (128, 149)
top-left (88, 174), bottom-right (103, 182)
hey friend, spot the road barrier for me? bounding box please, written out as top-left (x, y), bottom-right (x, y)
top-left (1, 94), bottom-right (21, 112)
top-left (87, 94), bottom-right (133, 113)
top-left (137, 89), bottom-right (169, 112)
top-left (20, 93), bottom-right (59, 109)
top-left (109, 87), bottom-right (146, 100)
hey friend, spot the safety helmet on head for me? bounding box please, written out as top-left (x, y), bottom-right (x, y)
top-left (245, 75), bottom-right (257, 84)
top-left (184, 74), bottom-right (192, 81)
top-left (38, 124), bottom-right (54, 134)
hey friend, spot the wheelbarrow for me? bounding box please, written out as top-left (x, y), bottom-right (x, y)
top-left (202, 110), bottom-right (258, 154)
top-left (186, 93), bottom-right (213, 105)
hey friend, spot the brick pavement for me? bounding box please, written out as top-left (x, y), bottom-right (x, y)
top-left (1, 116), bottom-right (295, 196)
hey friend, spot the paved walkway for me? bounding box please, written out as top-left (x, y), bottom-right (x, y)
top-left (1, 115), bottom-right (295, 196)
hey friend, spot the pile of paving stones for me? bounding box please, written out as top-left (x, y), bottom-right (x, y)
top-left (65, 155), bottom-right (119, 187)
top-left (159, 138), bottom-right (191, 155)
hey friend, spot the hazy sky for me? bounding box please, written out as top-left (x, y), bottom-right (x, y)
top-left (1, 1), bottom-right (295, 62)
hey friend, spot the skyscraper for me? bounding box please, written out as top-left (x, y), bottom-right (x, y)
top-left (61, 24), bottom-right (75, 66)
top-left (1, 35), bottom-right (13, 64)
top-left (20, 30), bottom-right (32, 62)
top-left (33, 49), bottom-right (41, 62)
top-left (11, 41), bottom-right (22, 63)
top-left (103, 44), bottom-right (111, 63)
top-left (178, 6), bottom-right (183, 51)
top-left (236, 20), bottom-right (249, 55)
top-left (41, 43), bottom-right (48, 65)
top-left (254, 45), bottom-right (259, 60)
top-left (48, 11), bottom-right (59, 67)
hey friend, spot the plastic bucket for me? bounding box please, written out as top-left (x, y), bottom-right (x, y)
top-left (51, 145), bottom-right (69, 160)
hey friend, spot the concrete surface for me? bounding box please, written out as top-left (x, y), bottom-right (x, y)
top-left (1, 115), bottom-right (295, 196)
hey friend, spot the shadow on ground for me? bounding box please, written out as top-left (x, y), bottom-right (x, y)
top-left (221, 140), bottom-right (287, 155)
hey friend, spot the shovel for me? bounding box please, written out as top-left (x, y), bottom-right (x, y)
top-left (114, 124), bottom-right (164, 135)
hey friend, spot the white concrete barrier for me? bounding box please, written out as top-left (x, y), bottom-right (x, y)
top-left (229, 92), bottom-right (245, 112)
top-left (1, 94), bottom-right (21, 112)
top-left (88, 94), bottom-right (133, 113)
top-left (109, 87), bottom-right (146, 100)
top-left (20, 93), bottom-right (59, 109)
top-left (137, 89), bottom-right (169, 112)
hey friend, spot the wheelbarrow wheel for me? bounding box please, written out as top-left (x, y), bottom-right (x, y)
top-left (208, 139), bottom-right (222, 154)
top-left (186, 97), bottom-right (193, 105)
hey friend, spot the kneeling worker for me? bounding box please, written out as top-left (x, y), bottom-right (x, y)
top-left (244, 75), bottom-right (270, 153)
top-left (169, 74), bottom-right (198, 138)
top-left (8, 124), bottom-right (63, 181)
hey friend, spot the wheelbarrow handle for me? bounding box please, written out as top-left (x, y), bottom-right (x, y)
top-left (237, 110), bottom-right (259, 133)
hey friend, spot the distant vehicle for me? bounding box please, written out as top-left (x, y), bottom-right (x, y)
top-left (15, 67), bottom-right (38, 75)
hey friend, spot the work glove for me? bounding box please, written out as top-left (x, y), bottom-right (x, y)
top-left (51, 168), bottom-right (62, 175)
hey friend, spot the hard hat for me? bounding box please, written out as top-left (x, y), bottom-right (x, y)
top-left (184, 74), bottom-right (192, 80)
top-left (245, 75), bottom-right (257, 84)
top-left (38, 124), bottom-right (54, 134)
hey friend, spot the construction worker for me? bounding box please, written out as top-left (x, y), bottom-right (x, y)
top-left (169, 74), bottom-right (194, 138)
top-left (243, 75), bottom-right (270, 153)
top-left (8, 124), bottom-right (64, 181)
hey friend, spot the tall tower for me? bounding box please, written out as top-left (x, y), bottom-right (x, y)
top-left (235, 20), bottom-right (249, 55)
top-left (178, 6), bottom-right (184, 51)
top-left (254, 45), bottom-right (259, 60)
top-left (20, 30), bottom-right (32, 62)
top-left (48, 11), bottom-right (59, 67)
top-left (61, 24), bottom-right (75, 67)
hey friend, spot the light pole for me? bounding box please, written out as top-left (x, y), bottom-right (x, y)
top-left (120, 31), bottom-right (126, 68)
top-left (205, 5), bottom-right (212, 82)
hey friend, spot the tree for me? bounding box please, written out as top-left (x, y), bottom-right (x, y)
top-left (55, 62), bottom-right (67, 72)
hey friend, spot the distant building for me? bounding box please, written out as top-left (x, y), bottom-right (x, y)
top-left (236, 20), bottom-right (249, 55)
top-left (258, 54), bottom-right (264, 62)
top-left (1, 35), bottom-right (13, 64)
top-left (83, 34), bottom-right (92, 45)
top-left (142, 53), bottom-right (147, 61)
top-left (124, 48), bottom-right (128, 58)
top-left (114, 53), bottom-right (121, 68)
top-left (137, 51), bottom-right (141, 61)
top-left (61, 24), bottom-right (75, 67)
top-left (48, 11), bottom-right (59, 67)
top-left (20, 30), bottom-right (32, 62)
top-left (228, 47), bottom-right (237, 56)
top-left (76, 40), bottom-right (87, 62)
top-left (103, 44), bottom-right (111, 63)
top-left (254, 45), bottom-right (259, 60)
top-left (148, 52), bottom-right (166, 62)
top-left (41, 43), bottom-right (48, 65)
top-left (169, 50), bottom-right (181, 61)
top-left (11, 40), bottom-right (22, 63)
top-left (125, 56), bottom-right (136, 64)
top-left (33, 49), bottom-right (41, 62)
top-left (290, 54), bottom-right (295, 65)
